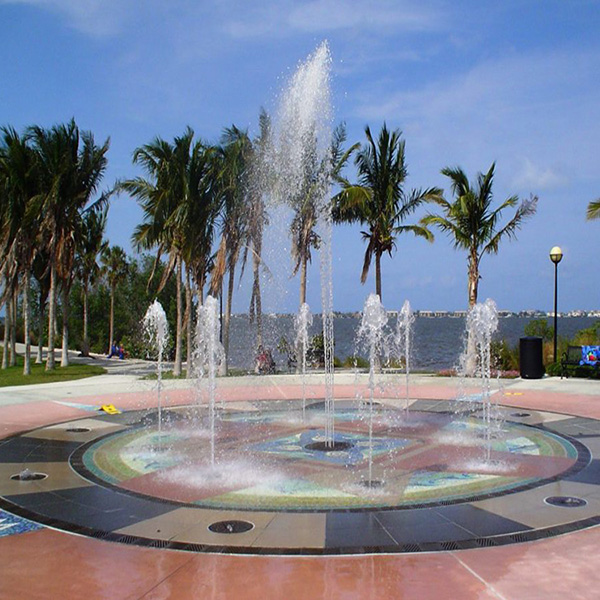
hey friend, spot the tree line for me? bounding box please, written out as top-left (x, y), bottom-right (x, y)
top-left (2, 115), bottom-right (596, 376)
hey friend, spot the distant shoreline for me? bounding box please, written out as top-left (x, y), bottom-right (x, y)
top-left (230, 311), bottom-right (600, 319)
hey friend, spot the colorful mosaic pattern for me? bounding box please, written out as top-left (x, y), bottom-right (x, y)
top-left (79, 407), bottom-right (579, 511)
top-left (0, 509), bottom-right (42, 538)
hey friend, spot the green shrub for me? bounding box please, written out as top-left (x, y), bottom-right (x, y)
top-left (573, 321), bottom-right (600, 345)
top-left (545, 361), bottom-right (561, 376)
top-left (307, 333), bottom-right (325, 367)
top-left (491, 339), bottom-right (519, 371)
top-left (341, 355), bottom-right (369, 369)
top-left (524, 319), bottom-right (554, 341)
top-left (546, 360), bottom-right (600, 379)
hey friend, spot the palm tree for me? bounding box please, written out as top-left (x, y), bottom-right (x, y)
top-left (124, 135), bottom-right (182, 373)
top-left (423, 163), bottom-right (538, 307)
top-left (289, 130), bottom-right (322, 308)
top-left (27, 119), bottom-right (109, 369)
top-left (241, 109), bottom-right (271, 348)
top-left (0, 126), bottom-right (40, 374)
top-left (332, 124), bottom-right (442, 301)
top-left (587, 199), bottom-right (600, 220)
top-left (172, 139), bottom-right (220, 377)
top-left (289, 123), bottom-right (357, 307)
top-left (123, 128), bottom-right (216, 377)
top-left (101, 245), bottom-right (128, 352)
top-left (32, 251), bottom-right (51, 364)
top-left (76, 206), bottom-right (108, 356)
top-left (210, 125), bottom-right (252, 374)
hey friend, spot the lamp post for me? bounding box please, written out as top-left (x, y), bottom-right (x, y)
top-left (549, 246), bottom-right (563, 364)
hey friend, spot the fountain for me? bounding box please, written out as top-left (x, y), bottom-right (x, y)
top-left (142, 299), bottom-right (169, 433)
top-left (395, 299), bottom-right (415, 411)
top-left (2, 42), bottom-right (597, 559)
top-left (294, 302), bottom-right (313, 420)
top-left (356, 293), bottom-right (388, 487)
top-left (268, 41), bottom-right (336, 445)
top-left (194, 296), bottom-right (225, 466)
top-left (461, 299), bottom-right (500, 459)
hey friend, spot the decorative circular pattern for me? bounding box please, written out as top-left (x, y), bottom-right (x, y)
top-left (0, 399), bottom-right (599, 555)
top-left (76, 407), bottom-right (580, 511)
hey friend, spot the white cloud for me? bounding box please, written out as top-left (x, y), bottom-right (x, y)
top-left (221, 0), bottom-right (445, 39)
top-left (288, 0), bottom-right (444, 33)
top-left (1, 0), bottom-right (132, 36)
top-left (352, 46), bottom-right (600, 184)
top-left (512, 159), bottom-right (567, 191)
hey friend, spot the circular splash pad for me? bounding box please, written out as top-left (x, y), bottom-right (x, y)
top-left (0, 398), bottom-right (598, 555)
top-left (79, 404), bottom-right (579, 511)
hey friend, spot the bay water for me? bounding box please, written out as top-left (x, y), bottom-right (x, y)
top-left (227, 314), bottom-right (597, 372)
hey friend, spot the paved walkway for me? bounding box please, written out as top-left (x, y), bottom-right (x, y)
top-left (0, 372), bottom-right (598, 599)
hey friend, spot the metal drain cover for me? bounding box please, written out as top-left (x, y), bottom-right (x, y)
top-left (510, 412), bottom-right (531, 418)
top-left (208, 520), bottom-right (254, 534)
top-left (358, 479), bottom-right (385, 489)
top-left (544, 496), bottom-right (587, 508)
top-left (11, 470), bottom-right (48, 481)
top-left (305, 441), bottom-right (354, 452)
top-left (66, 427), bottom-right (91, 433)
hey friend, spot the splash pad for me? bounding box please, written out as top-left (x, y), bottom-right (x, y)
top-left (2, 379), bottom-right (598, 555)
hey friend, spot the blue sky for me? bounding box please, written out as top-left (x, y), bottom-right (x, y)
top-left (1, 0), bottom-right (599, 313)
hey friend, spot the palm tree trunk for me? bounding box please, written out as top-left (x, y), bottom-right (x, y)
top-left (375, 252), bottom-right (383, 372)
top-left (61, 285), bottom-right (70, 367)
top-left (468, 250), bottom-right (479, 307)
top-left (464, 249), bottom-right (480, 376)
top-left (81, 284), bottom-right (90, 357)
top-left (375, 252), bottom-right (382, 300)
top-left (108, 287), bottom-right (115, 352)
top-left (46, 263), bottom-right (56, 370)
top-left (299, 253), bottom-right (308, 306)
top-left (173, 256), bottom-right (183, 377)
top-left (9, 287), bottom-right (17, 366)
top-left (253, 256), bottom-right (263, 348)
top-left (185, 269), bottom-right (192, 379)
top-left (23, 270), bottom-right (31, 375)
top-left (198, 275), bottom-right (204, 305)
top-left (36, 289), bottom-right (45, 364)
top-left (2, 293), bottom-right (10, 369)
top-left (220, 265), bottom-right (235, 376)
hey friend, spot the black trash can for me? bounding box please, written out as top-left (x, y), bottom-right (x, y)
top-left (520, 336), bottom-right (545, 379)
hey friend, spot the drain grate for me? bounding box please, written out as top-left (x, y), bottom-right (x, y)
top-left (305, 441), bottom-right (354, 452)
top-left (208, 520), bottom-right (254, 534)
top-left (510, 412), bottom-right (531, 418)
top-left (544, 496), bottom-right (587, 508)
top-left (66, 427), bottom-right (91, 433)
top-left (357, 479), bottom-right (385, 489)
top-left (10, 470), bottom-right (47, 481)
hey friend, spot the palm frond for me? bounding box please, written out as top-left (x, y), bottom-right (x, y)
top-left (587, 199), bottom-right (600, 220)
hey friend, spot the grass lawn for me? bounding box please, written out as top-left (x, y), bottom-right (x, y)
top-left (0, 350), bottom-right (106, 387)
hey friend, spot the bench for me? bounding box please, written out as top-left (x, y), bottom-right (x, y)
top-left (561, 345), bottom-right (600, 379)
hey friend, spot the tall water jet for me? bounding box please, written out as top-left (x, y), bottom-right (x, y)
top-left (194, 296), bottom-right (225, 466)
top-left (356, 294), bottom-right (388, 486)
top-left (395, 300), bottom-right (415, 411)
top-left (463, 298), bottom-right (499, 459)
top-left (269, 41), bottom-right (335, 445)
top-left (143, 300), bottom-right (169, 434)
top-left (294, 302), bottom-right (313, 420)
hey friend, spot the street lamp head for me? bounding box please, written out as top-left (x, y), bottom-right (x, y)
top-left (549, 246), bottom-right (563, 264)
